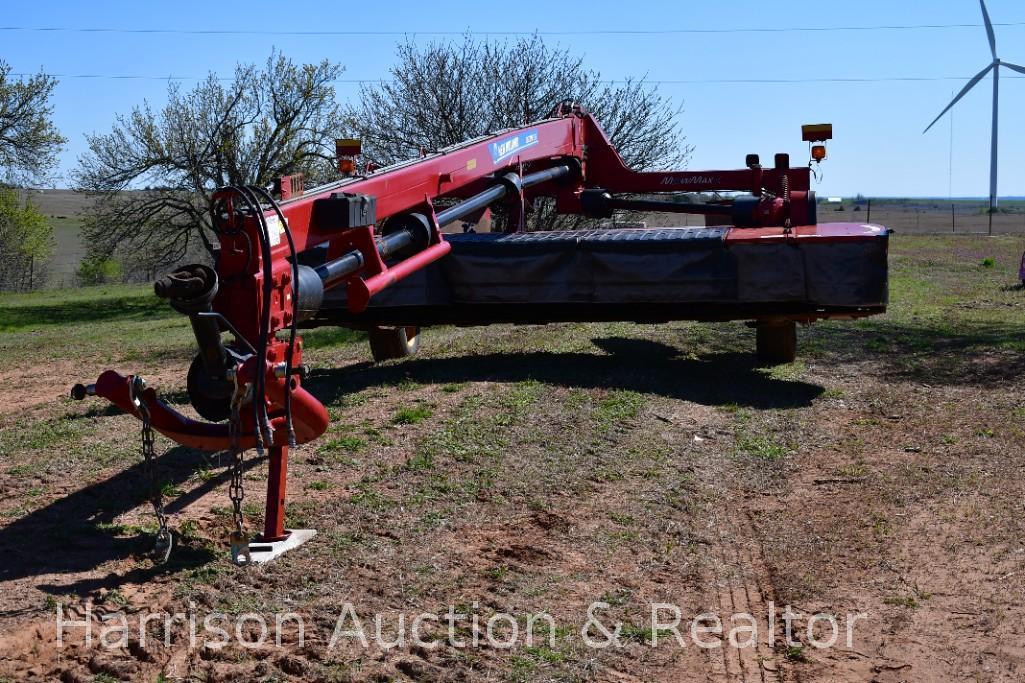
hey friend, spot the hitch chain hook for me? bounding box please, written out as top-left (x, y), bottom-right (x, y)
top-left (780, 174), bottom-right (792, 235)
top-left (227, 369), bottom-right (251, 565)
top-left (130, 376), bottom-right (173, 563)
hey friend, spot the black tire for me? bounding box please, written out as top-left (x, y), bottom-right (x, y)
top-left (756, 321), bottom-right (797, 364)
top-left (368, 326), bottom-right (421, 361)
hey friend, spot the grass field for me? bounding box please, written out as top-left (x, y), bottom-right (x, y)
top-left (1, 234), bottom-right (1025, 681)
top-left (48, 217), bottom-right (88, 288)
top-left (821, 198), bottom-right (1025, 235)
top-left (20, 189), bottom-right (90, 289)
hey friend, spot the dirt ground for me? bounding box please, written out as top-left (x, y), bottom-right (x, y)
top-left (1, 234), bottom-right (1024, 682)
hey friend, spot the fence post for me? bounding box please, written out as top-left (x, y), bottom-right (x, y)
top-left (952, 204), bottom-right (955, 233)
top-left (867, 199), bottom-right (871, 223)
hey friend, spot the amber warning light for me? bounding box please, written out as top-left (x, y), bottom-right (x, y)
top-left (802, 124), bottom-right (832, 164)
top-left (336, 138), bottom-right (362, 175)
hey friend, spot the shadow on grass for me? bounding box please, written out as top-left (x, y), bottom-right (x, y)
top-left (805, 319), bottom-right (1025, 386)
top-left (301, 326), bottom-right (366, 350)
top-left (0, 446), bottom-right (263, 594)
top-left (306, 336), bottom-right (825, 410)
top-left (0, 294), bottom-right (173, 333)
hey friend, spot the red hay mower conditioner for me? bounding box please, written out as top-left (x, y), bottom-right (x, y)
top-left (71, 103), bottom-right (888, 563)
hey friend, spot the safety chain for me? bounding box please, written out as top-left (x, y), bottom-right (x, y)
top-left (227, 372), bottom-right (252, 565)
top-left (780, 174), bottom-right (792, 234)
top-left (131, 376), bottom-right (173, 563)
top-left (227, 382), bottom-right (247, 536)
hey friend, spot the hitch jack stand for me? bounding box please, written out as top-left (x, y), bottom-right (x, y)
top-left (242, 445), bottom-right (316, 565)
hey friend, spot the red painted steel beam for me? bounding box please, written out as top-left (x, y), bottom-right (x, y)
top-left (260, 446), bottom-right (290, 542)
top-left (268, 117), bottom-right (583, 256)
top-left (347, 240), bottom-right (452, 313)
top-left (578, 115), bottom-right (810, 193)
top-left (90, 368), bottom-right (329, 451)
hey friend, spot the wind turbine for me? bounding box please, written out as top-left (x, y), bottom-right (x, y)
top-left (924, 0), bottom-right (1025, 226)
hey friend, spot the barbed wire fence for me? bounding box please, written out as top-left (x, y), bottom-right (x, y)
top-left (841, 198), bottom-right (1025, 235)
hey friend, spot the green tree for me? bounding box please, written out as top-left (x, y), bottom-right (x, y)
top-left (0, 187), bottom-right (54, 290)
top-left (76, 254), bottom-right (123, 286)
top-left (74, 51), bottom-right (346, 272)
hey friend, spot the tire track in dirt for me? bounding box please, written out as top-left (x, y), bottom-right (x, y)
top-left (701, 513), bottom-right (787, 683)
top-left (657, 400), bottom-right (789, 683)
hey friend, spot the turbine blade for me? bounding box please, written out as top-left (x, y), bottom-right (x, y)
top-left (980, 0), bottom-right (997, 59)
top-left (1001, 61), bottom-right (1025, 76)
top-left (923, 63), bottom-right (993, 133)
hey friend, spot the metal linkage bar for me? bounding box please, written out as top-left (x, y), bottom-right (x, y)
top-left (313, 164), bottom-right (574, 294)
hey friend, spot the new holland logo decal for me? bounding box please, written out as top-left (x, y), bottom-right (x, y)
top-left (489, 129), bottom-right (539, 163)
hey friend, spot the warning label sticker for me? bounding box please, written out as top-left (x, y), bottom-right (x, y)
top-left (266, 215), bottom-right (285, 247)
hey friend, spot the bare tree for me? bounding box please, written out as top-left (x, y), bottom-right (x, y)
top-left (0, 62), bottom-right (65, 184)
top-left (348, 35), bottom-right (690, 229)
top-left (74, 52), bottom-right (345, 271)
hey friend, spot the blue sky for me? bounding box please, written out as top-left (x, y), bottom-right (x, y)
top-left (5, 0), bottom-right (1025, 197)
